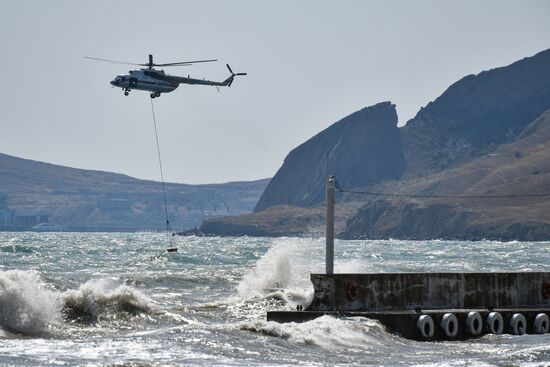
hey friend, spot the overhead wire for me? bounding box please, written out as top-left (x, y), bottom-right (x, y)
top-left (333, 178), bottom-right (550, 199)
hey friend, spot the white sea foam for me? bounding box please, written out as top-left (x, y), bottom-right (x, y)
top-left (237, 238), bottom-right (315, 307)
top-left (335, 258), bottom-right (373, 273)
top-left (62, 278), bottom-right (158, 321)
top-left (0, 269), bottom-right (158, 335)
top-left (237, 238), bottom-right (378, 308)
top-left (0, 270), bottom-right (61, 335)
top-left (240, 315), bottom-right (395, 352)
top-left (3, 233), bottom-right (550, 365)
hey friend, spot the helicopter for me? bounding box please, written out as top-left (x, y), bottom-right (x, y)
top-left (84, 54), bottom-right (247, 98)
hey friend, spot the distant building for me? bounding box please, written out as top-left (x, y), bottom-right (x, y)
top-left (0, 193), bottom-right (7, 209)
top-left (0, 193), bottom-right (13, 226)
top-left (11, 213), bottom-right (50, 226)
top-left (0, 194), bottom-right (51, 228)
top-left (0, 209), bottom-right (11, 226)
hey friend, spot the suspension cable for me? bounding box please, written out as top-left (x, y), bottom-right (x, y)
top-left (150, 98), bottom-right (174, 244)
top-left (333, 178), bottom-right (550, 199)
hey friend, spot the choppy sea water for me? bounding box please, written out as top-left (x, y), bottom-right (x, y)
top-left (1, 233), bottom-right (550, 366)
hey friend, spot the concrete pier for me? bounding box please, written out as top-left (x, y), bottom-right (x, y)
top-left (266, 174), bottom-right (550, 340)
top-left (267, 272), bottom-right (550, 340)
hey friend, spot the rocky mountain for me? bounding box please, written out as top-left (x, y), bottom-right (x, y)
top-left (401, 48), bottom-right (550, 177)
top-left (198, 201), bottom-right (365, 238)
top-left (0, 153), bottom-right (268, 231)
top-left (342, 109), bottom-right (550, 240)
top-left (200, 205), bottom-right (325, 237)
top-left (255, 49), bottom-right (550, 213)
top-left (254, 102), bottom-right (405, 211)
top-left (196, 108), bottom-right (550, 240)
top-left (196, 48), bottom-right (550, 241)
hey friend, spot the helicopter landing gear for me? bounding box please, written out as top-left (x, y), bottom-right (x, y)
top-left (150, 92), bottom-right (161, 99)
top-left (124, 88), bottom-right (130, 96)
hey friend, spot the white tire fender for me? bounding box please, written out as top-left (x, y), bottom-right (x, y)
top-left (417, 314), bottom-right (434, 339)
top-left (440, 313), bottom-right (458, 338)
top-left (486, 312), bottom-right (504, 334)
top-left (510, 313), bottom-right (527, 335)
top-left (465, 311), bottom-right (483, 336)
top-left (534, 313), bottom-right (549, 334)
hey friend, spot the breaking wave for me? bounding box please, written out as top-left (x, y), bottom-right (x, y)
top-left (236, 238), bottom-right (375, 309)
top-left (62, 278), bottom-right (159, 323)
top-left (0, 270), bottom-right (61, 335)
top-left (239, 315), bottom-right (397, 352)
top-left (0, 270), bottom-right (158, 336)
top-left (237, 238), bottom-right (318, 308)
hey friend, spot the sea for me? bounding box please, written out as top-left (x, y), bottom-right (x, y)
top-left (1, 232), bottom-right (550, 366)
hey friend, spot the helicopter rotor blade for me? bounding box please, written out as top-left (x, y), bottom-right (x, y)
top-left (236, 73), bottom-right (247, 76)
top-left (83, 56), bottom-right (140, 66)
top-left (157, 59), bottom-right (218, 67)
top-left (226, 64), bottom-right (234, 75)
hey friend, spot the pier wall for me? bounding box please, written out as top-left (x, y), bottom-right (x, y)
top-left (308, 273), bottom-right (550, 311)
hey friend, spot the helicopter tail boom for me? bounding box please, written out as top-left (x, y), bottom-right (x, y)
top-left (169, 64), bottom-right (246, 88)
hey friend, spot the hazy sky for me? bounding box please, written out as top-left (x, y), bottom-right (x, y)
top-left (1, 1), bottom-right (549, 184)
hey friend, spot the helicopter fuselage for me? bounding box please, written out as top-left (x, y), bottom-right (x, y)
top-left (105, 61), bottom-right (245, 99)
top-left (110, 69), bottom-right (178, 96)
top-left (87, 54), bottom-right (246, 98)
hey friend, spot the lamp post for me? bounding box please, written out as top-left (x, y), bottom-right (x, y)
top-left (326, 175), bottom-right (335, 275)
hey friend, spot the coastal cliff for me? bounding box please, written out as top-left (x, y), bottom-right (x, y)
top-left (341, 109), bottom-right (550, 240)
top-left (401, 48), bottom-right (550, 177)
top-left (255, 102), bottom-right (404, 211)
top-left (198, 49), bottom-right (550, 241)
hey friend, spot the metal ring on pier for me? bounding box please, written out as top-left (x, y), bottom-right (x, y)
top-left (416, 315), bottom-right (434, 339)
top-left (465, 311), bottom-right (483, 336)
top-left (440, 313), bottom-right (458, 338)
top-left (346, 282), bottom-right (359, 301)
top-left (486, 312), bottom-right (504, 334)
top-left (534, 313), bottom-right (550, 334)
top-left (510, 313), bottom-right (527, 335)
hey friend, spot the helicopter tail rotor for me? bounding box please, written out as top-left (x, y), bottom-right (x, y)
top-left (225, 64), bottom-right (247, 87)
